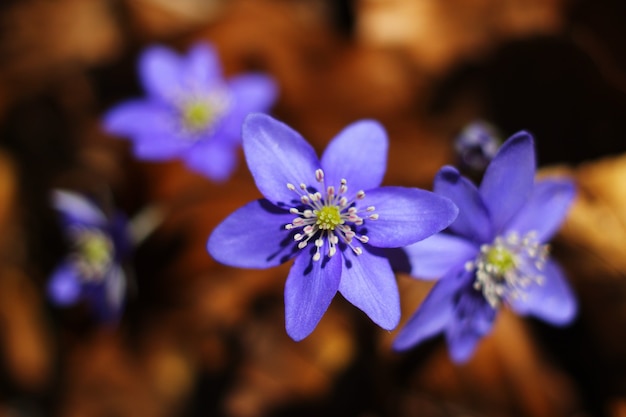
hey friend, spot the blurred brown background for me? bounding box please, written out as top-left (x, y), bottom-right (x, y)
top-left (0, 0), bottom-right (626, 416)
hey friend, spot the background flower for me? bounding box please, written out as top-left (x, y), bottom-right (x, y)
top-left (103, 42), bottom-right (277, 181)
top-left (208, 113), bottom-right (458, 340)
top-left (47, 190), bottom-right (130, 322)
top-left (393, 131), bottom-right (577, 363)
top-left (454, 120), bottom-right (501, 173)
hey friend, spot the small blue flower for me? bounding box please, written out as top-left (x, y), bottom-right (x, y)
top-left (47, 190), bottom-right (130, 322)
top-left (207, 114), bottom-right (458, 341)
top-left (393, 131), bottom-right (577, 363)
top-left (104, 42), bottom-right (277, 181)
top-left (454, 120), bottom-right (501, 172)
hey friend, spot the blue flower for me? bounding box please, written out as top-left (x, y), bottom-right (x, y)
top-left (393, 132), bottom-right (577, 363)
top-left (47, 190), bottom-right (130, 322)
top-left (104, 42), bottom-right (277, 182)
top-left (207, 114), bottom-right (458, 341)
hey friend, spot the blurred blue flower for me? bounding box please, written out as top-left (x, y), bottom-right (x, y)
top-left (207, 114), bottom-right (458, 341)
top-left (47, 190), bottom-right (130, 322)
top-left (454, 120), bottom-right (501, 172)
top-left (104, 43), bottom-right (277, 181)
top-left (393, 132), bottom-right (577, 363)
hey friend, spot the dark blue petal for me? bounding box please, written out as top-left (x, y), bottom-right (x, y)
top-left (445, 286), bottom-right (496, 363)
top-left (242, 114), bottom-right (320, 206)
top-left (103, 100), bottom-right (173, 138)
top-left (48, 260), bottom-right (82, 306)
top-left (320, 120), bottom-right (387, 192)
top-left (139, 45), bottom-right (184, 100)
top-left (222, 74), bottom-right (278, 138)
top-left (509, 260), bottom-right (577, 325)
top-left (184, 43), bottom-right (222, 88)
top-left (285, 248), bottom-right (342, 341)
top-left (207, 199), bottom-right (298, 268)
top-left (362, 187), bottom-right (458, 248)
top-left (403, 233), bottom-right (477, 279)
top-left (338, 247), bottom-right (400, 330)
top-left (479, 131), bottom-right (536, 232)
top-left (505, 178), bottom-right (576, 242)
top-left (184, 139), bottom-right (239, 182)
top-left (109, 213), bottom-right (132, 260)
top-left (82, 280), bottom-right (118, 323)
top-left (393, 267), bottom-right (470, 351)
top-left (434, 166), bottom-right (492, 243)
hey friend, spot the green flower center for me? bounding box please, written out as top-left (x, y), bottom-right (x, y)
top-left (72, 228), bottom-right (113, 280)
top-left (484, 246), bottom-right (517, 276)
top-left (314, 205), bottom-right (344, 230)
top-left (177, 89), bottom-right (231, 135)
top-left (181, 101), bottom-right (215, 132)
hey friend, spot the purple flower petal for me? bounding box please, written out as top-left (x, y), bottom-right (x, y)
top-left (404, 233), bottom-right (478, 280)
top-left (434, 166), bottom-right (492, 243)
top-left (393, 267), bottom-right (469, 351)
top-left (479, 131), bottom-right (536, 232)
top-left (504, 178), bottom-right (576, 242)
top-left (132, 133), bottom-right (189, 161)
top-left (320, 120), bottom-right (388, 192)
top-left (338, 247), bottom-right (400, 330)
top-left (103, 101), bottom-right (173, 138)
top-left (139, 45), bottom-right (184, 100)
top-left (53, 190), bottom-right (106, 226)
top-left (222, 75), bottom-right (278, 137)
top-left (105, 265), bottom-right (126, 311)
top-left (48, 260), bottom-right (81, 306)
top-left (207, 199), bottom-right (298, 268)
top-left (445, 287), bottom-right (496, 363)
top-left (242, 114), bottom-right (320, 206)
top-left (184, 139), bottom-right (239, 182)
top-left (184, 43), bottom-right (221, 88)
top-left (445, 323), bottom-right (483, 364)
top-left (509, 260), bottom-right (577, 325)
top-left (362, 187), bottom-right (458, 248)
top-left (285, 248), bottom-right (342, 340)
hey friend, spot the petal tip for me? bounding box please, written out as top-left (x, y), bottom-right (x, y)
top-left (435, 165), bottom-right (462, 184)
top-left (286, 327), bottom-right (308, 342)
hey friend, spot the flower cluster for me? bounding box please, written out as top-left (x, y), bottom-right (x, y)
top-left (104, 43), bottom-right (277, 182)
top-left (98, 41), bottom-right (578, 354)
top-left (47, 190), bottom-right (130, 322)
top-left (393, 132), bottom-right (577, 362)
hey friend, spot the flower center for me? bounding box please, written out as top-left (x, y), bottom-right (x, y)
top-left (465, 231), bottom-right (548, 308)
top-left (70, 227), bottom-right (114, 281)
top-left (182, 101), bottom-right (215, 132)
top-left (177, 89), bottom-right (231, 135)
top-left (285, 169), bottom-right (378, 261)
top-left (484, 246), bottom-right (517, 275)
top-left (315, 206), bottom-right (343, 230)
